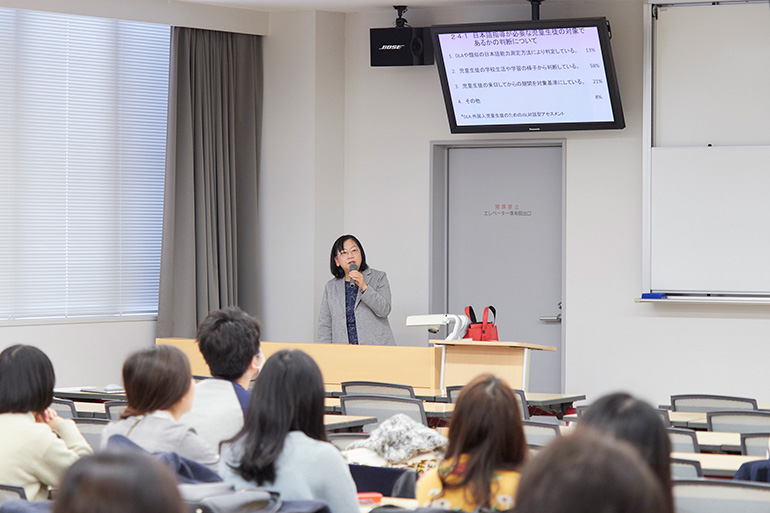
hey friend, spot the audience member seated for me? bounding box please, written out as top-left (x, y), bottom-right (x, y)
top-left (219, 350), bottom-right (358, 513)
top-left (99, 345), bottom-right (218, 469)
top-left (181, 306), bottom-right (263, 452)
top-left (416, 374), bottom-right (527, 512)
top-left (578, 392), bottom-right (673, 512)
top-left (0, 345), bottom-right (92, 501)
top-left (53, 450), bottom-right (185, 513)
top-left (515, 430), bottom-right (669, 513)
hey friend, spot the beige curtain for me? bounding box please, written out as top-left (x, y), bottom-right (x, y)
top-left (157, 27), bottom-right (262, 338)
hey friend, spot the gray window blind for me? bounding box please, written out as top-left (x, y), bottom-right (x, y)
top-left (0, 8), bottom-right (170, 320)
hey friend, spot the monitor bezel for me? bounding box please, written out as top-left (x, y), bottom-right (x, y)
top-left (431, 17), bottom-right (626, 134)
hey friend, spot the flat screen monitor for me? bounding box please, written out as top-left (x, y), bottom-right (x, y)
top-left (431, 17), bottom-right (625, 133)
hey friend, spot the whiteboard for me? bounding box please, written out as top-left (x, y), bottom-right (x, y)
top-left (646, 1), bottom-right (770, 296)
top-left (650, 146), bottom-right (770, 294)
top-left (653, 3), bottom-right (770, 147)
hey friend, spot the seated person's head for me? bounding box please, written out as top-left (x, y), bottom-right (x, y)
top-left (578, 392), bottom-right (672, 509)
top-left (515, 430), bottom-right (669, 513)
top-left (122, 345), bottom-right (194, 420)
top-left (233, 349), bottom-right (326, 484)
top-left (0, 344), bottom-right (55, 415)
top-left (197, 306), bottom-right (262, 382)
top-left (53, 450), bottom-right (185, 513)
top-left (442, 374), bottom-right (527, 507)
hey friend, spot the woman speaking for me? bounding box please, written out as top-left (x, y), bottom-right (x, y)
top-left (318, 235), bottom-right (395, 345)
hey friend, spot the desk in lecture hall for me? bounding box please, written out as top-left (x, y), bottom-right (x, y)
top-left (671, 452), bottom-right (762, 478)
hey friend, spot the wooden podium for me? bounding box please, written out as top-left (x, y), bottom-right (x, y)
top-left (156, 338), bottom-right (554, 394)
top-left (430, 340), bottom-right (556, 392)
top-left (156, 338), bottom-right (442, 394)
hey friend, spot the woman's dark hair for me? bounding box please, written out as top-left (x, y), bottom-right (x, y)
top-left (197, 306), bottom-right (261, 380)
top-left (0, 344), bottom-right (55, 414)
top-left (515, 429), bottom-right (670, 513)
top-left (121, 345), bottom-right (191, 419)
top-left (329, 234), bottom-right (368, 278)
top-left (439, 374), bottom-right (527, 507)
top-left (53, 450), bottom-right (186, 513)
top-left (231, 350), bottom-right (327, 485)
top-left (579, 392), bottom-right (673, 512)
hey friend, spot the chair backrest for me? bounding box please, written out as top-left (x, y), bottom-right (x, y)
top-left (339, 395), bottom-right (427, 432)
top-left (522, 420), bottom-right (560, 448)
top-left (674, 479), bottom-right (770, 513)
top-left (105, 400), bottom-right (129, 420)
top-left (671, 458), bottom-right (704, 480)
top-left (51, 397), bottom-right (78, 418)
top-left (657, 408), bottom-right (672, 427)
top-left (668, 427), bottom-right (700, 453)
top-left (341, 381), bottom-right (415, 398)
top-left (671, 394), bottom-right (758, 413)
top-left (446, 386), bottom-right (529, 420)
top-left (327, 433), bottom-right (370, 451)
top-left (707, 411), bottom-right (770, 433)
top-left (0, 484), bottom-right (27, 504)
top-left (511, 388), bottom-right (530, 420)
top-left (445, 385), bottom-right (463, 403)
top-left (73, 417), bottom-right (110, 449)
top-left (742, 433), bottom-right (770, 457)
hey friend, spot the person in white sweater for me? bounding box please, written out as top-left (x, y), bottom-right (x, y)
top-left (219, 350), bottom-right (359, 513)
top-left (0, 345), bottom-right (92, 501)
top-left (100, 345), bottom-right (218, 469)
top-left (181, 306), bottom-right (263, 453)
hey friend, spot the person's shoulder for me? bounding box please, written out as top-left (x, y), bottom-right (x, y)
top-left (365, 267), bottom-right (387, 278)
top-left (195, 378), bottom-right (236, 393)
top-left (287, 432), bottom-right (338, 457)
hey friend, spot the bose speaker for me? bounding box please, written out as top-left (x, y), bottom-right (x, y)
top-left (370, 27), bottom-right (434, 67)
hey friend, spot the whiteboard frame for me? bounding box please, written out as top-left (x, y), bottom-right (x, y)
top-left (642, 0), bottom-right (770, 300)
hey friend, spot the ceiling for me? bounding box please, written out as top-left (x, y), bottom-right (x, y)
top-left (176, 0), bottom-right (524, 14)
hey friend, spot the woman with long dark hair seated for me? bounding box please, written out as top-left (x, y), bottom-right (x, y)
top-left (0, 345), bottom-right (92, 501)
top-left (416, 374), bottom-right (527, 511)
top-left (99, 345), bottom-right (217, 468)
top-left (219, 350), bottom-right (358, 513)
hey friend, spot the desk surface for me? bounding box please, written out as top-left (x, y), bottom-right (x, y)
top-left (671, 451), bottom-right (761, 478)
top-left (668, 411), bottom-right (708, 430)
top-left (430, 340), bottom-right (557, 351)
top-left (323, 415), bottom-right (376, 432)
top-left (56, 387), bottom-right (126, 403)
top-left (695, 431), bottom-right (742, 453)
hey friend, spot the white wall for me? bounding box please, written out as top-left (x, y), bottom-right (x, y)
top-left (260, 0), bottom-right (770, 407)
top-left (258, 11), bottom-right (346, 343)
top-left (0, 320), bottom-right (155, 386)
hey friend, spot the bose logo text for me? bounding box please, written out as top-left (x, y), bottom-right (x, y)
top-left (378, 44), bottom-right (405, 50)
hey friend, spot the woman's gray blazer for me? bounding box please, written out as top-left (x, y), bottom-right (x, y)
top-left (317, 267), bottom-right (396, 345)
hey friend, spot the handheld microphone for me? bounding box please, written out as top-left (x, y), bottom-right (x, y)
top-left (349, 263), bottom-right (358, 288)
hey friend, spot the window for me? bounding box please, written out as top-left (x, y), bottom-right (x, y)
top-left (0, 8), bottom-right (170, 320)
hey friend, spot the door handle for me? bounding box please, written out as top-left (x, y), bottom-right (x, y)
top-left (539, 313), bottom-right (562, 322)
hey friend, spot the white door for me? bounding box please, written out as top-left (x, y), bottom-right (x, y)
top-left (444, 145), bottom-right (563, 393)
